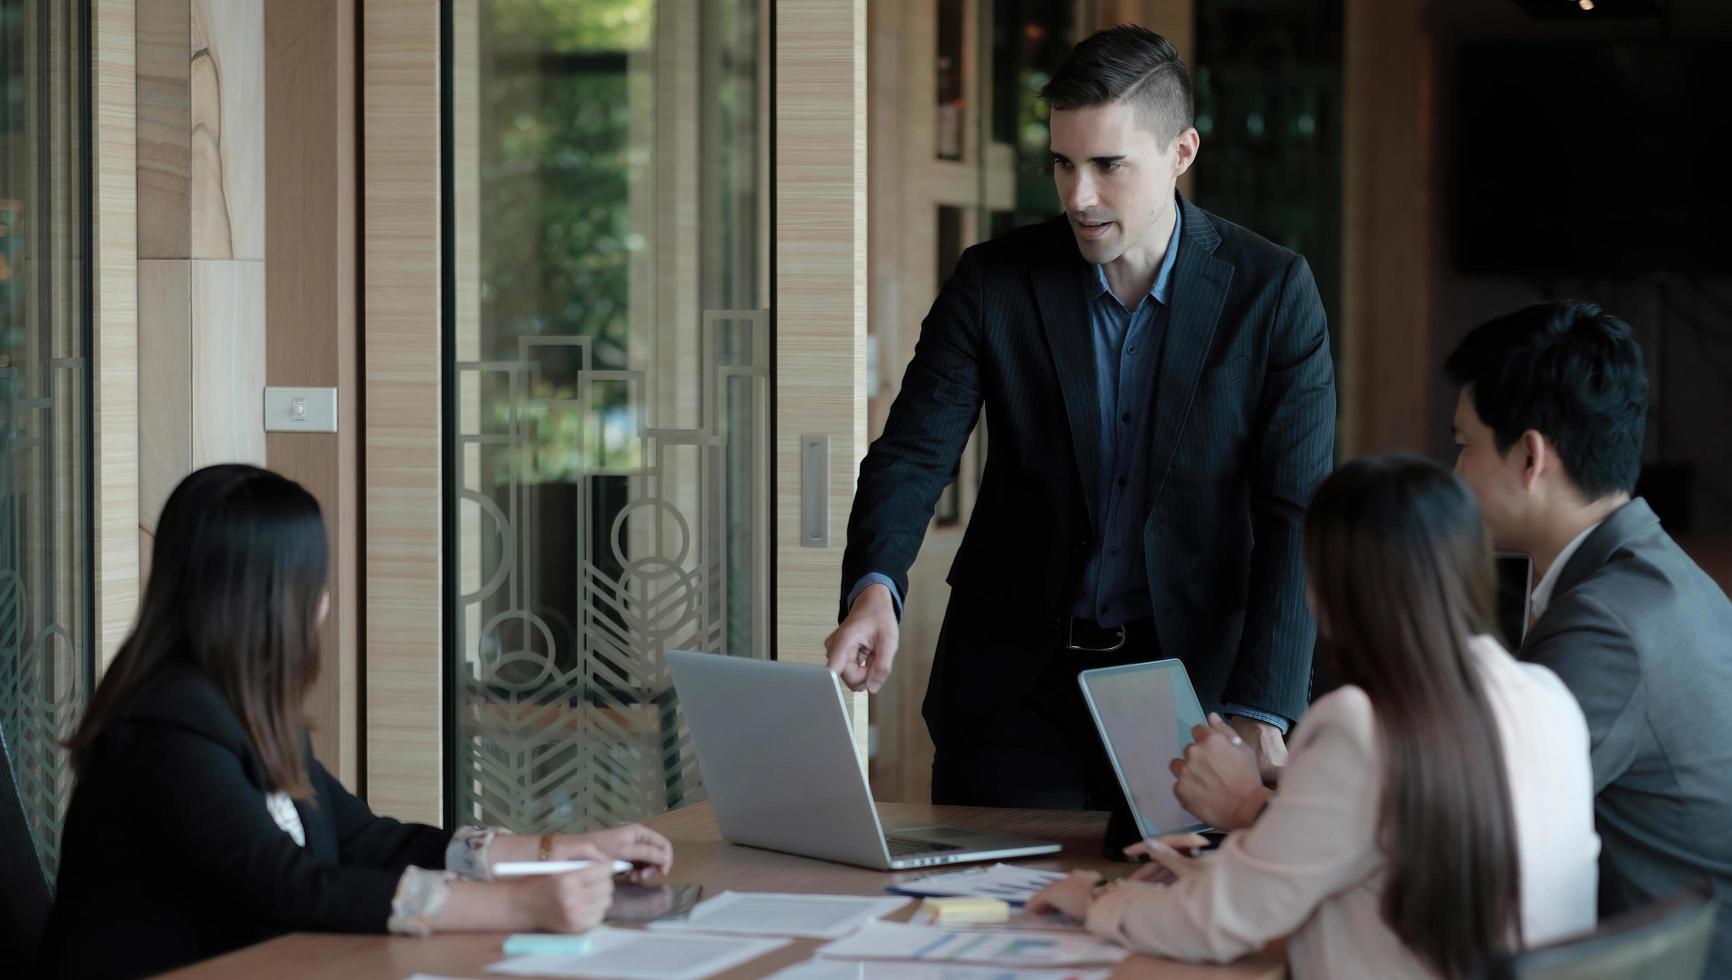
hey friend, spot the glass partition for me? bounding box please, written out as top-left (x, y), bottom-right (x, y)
top-left (447, 0), bottom-right (770, 832)
top-left (0, 0), bottom-right (93, 882)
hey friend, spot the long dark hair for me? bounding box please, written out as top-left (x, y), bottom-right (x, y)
top-left (1304, 455), bottom-right (1521, 979)
top-left (69, 464), bottom-right (328, 797)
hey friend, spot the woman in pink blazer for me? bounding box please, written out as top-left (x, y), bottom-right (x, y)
top-left (1032, 455), bottom-right (1599, 979)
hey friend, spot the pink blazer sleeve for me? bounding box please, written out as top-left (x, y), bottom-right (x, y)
top-left (1085, 687), bottom-right (1385, 962)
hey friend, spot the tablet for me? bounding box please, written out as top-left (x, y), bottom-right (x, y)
top-left (1078, 659), bottom-right (1211, 839)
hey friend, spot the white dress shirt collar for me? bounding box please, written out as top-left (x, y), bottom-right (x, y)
top-left (1531, 521), bottom-right (1602, 624)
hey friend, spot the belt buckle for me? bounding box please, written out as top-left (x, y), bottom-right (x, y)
top-left (1065, 618), bottom-right (1127, 654)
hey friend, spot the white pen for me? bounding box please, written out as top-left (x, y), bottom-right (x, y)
top-left (491, 859), bottom-right (635, 877)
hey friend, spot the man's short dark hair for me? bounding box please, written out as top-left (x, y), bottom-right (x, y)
top-left (1445, 300), bottom-right (1649, 500)
top-left (1039, 25), bottom-right (1193, 142)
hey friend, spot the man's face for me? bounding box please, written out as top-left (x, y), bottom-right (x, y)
top-left (1049, 100), bottom-right (1186, 266)
top-left (1452, 386), bottom-right (1531, 551)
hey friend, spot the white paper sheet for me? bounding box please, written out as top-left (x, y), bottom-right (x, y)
top-left (485, 927), bottom-right (790, 980)
top-left (765, 960), bottom-right (1111, 980)
top-left (650, 892), bottom-right (913, 939)
top-left (815, 921), bottom-right (1129, 967)
top-left (887, 864), bottom-right (1068, 905)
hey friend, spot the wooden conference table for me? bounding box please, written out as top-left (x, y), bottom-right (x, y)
top-left (160, 802), bottom-right (1284, 980)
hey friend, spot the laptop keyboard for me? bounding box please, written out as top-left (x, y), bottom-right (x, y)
top-left (886, 835), bottom-right (965, 857)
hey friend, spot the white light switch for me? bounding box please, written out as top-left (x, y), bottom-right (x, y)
top-left (264, 387), bottom-right (338, 433)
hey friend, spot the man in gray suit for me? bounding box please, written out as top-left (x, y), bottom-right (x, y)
top-left (1447, 300), bottom-right (1732, 974)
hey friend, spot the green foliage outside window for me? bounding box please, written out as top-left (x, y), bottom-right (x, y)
top-left (479, 0), bottom-right (654, 484)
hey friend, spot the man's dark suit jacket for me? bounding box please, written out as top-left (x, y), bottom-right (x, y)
top-left (41, 667), bottom-right (453, 979)
top-left (842, 195), bottom-right (1336, 750)
top-left (1523, 498), bottom-right (1732, 976)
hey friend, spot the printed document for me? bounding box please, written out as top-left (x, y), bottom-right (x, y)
top-left (486, 927), bottom-right (790, 980)
top-left (816, 921), bottom-right (1128, 968)
top-left (650, 891), bottom-right (913, 939)
top-left (766, 960), bottom-right (1110, 980)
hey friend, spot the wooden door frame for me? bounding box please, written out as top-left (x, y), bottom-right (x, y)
top-left (358, 0), bottom-right (871, 824)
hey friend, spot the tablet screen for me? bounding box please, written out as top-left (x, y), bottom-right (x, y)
top-left (1079, 660), bottom-right (1211, 838)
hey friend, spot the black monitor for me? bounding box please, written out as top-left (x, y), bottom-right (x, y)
top-left (1454, 41), bottom-right (1732, 276)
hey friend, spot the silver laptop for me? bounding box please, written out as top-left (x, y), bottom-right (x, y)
top-left (1079, 659), bottom-right (1212, 839)
top-left (667, 651), bottom-right (1060, 870)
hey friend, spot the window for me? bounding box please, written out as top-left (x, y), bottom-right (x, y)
top-left (446, 0), bottom-right (771, 831)
top-left (0, 0), bottom-right (93, 882)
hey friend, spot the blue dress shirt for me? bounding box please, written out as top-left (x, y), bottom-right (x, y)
top-left (1070, 209), bottom-right (1180, 626)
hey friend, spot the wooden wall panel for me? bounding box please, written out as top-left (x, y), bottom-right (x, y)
top-left (1090, 1), bottom-right (1193, 62)
top-left (1088, 0), bottom-right (1194, 199)
top-left (138, 259), bottom-right (190, 530)
top-left (866, 0), bottom-right (942, 804)
top-left (775, 0), bottom-right (870, 752)
top-left (189, 259), bottom-right (266, 465)
top-left (189, 0), bottom-right (264, 260)
top-left (361, 0), bottom-right (443, 824)
top-left (94, 0), bottom-right (142, 667)
top-left (860, 0), bottom-right (1015, 802)
top-left (265, 0), bottom-right (360, 787)
top-left (137, 0), bottom-right (190, 259)
top-left (135, 0), bottom-right (268, 544)
top-left (1340, 0), bottom-right (1430, 455)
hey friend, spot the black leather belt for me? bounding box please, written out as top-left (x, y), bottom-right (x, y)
top-left (1062, 616), bottom-right (1151, 654)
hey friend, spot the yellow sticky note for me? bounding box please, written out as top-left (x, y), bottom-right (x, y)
top-left (919, 896), bottom-right (1011, 925)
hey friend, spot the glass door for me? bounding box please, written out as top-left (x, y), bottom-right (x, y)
top-left (0, 0), bottom-right (93, 882)
top-left (447, 0), bottom-right (770, 832)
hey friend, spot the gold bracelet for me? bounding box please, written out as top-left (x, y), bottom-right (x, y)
top-left (538, 831), bottom-right (555, 862)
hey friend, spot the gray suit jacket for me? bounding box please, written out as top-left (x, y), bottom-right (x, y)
top-left (1522, 498), bottom-right (1732, 976)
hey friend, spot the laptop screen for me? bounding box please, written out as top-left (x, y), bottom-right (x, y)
top-left (1078, 660), bottom-right (1211, 838)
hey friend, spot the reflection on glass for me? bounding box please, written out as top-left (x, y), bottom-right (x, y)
top-left (0, 0), bottom-right (93, 883)
top-left (936, 0), bottom-right (966, 160)
top-left (449, 0), bottom-right (770, 833)
top-left (984, 0), bottom-right (1073, 229)
top-left (1192, 0), bottom-right (1343, 331)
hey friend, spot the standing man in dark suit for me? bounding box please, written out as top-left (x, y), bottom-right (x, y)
top-left (1447, 301), bottom-right (1732, 976)
top-left (824, 26), bottom-right (1335, 816)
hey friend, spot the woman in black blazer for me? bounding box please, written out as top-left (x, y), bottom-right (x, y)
top-left (42, 465), bottom-right (673, 979)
